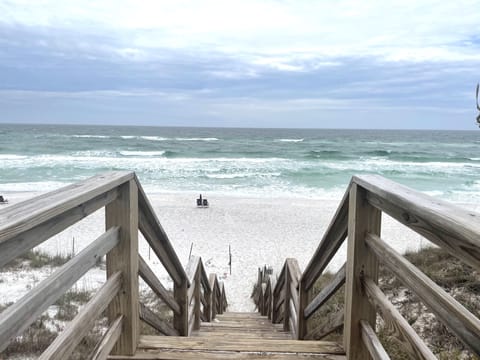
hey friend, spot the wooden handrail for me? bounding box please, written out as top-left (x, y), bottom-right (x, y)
top-left (254, 175), bottom-right (480, 358)
top-left (135, 175), bottom-right (188, 287)
top-left (354, 174), bottom-right (480, 271)
top-left (0, 171), bottom-right (131, 268)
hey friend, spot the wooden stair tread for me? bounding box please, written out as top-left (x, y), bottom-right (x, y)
top-left (136, 335), bottom-right (344, 353)
top-left (108, 312), bottom-right (345, 359)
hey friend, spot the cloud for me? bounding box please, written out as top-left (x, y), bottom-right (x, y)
top-left (1, 0), bottom-right (479, 64)
top-left (0, 0), bottom-right (479, 129)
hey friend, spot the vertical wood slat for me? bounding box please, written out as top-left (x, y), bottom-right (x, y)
top-left (283, 265), bottom-right (291, 332)
top-left (344, 183), bottom-right (381, 360)
top-left (194, 268), bottom-right (201, 330)
top-left (174, 280), bottom-right (189, 335)
top-left (106, 180), bottom-right (139, 355)
top-left (209, 274), bottom-right (217, 320)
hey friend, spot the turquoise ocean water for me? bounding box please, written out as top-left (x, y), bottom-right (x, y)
top-left (0, 124), bottom-right (479, 203)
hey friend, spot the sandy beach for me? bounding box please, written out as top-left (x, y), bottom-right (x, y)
top-left (1, 189), bottom-right (461, 312)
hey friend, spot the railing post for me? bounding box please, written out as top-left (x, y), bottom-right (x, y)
top-left (173, 280), bottom-right (188, 335)
top-left (283, 267), bottom-right (291, 331)
top-left (209, 274), bottom-right (217, 320)
top-left (194, 268), bottom-right (201, 330)
top-left (205, 284), bottom-right (212, 323)
top-left (106, 180), bottom-right (139, 355)
top-left (297, 279), bottom-right (308, 340)
top-left (344, 183), bottom-right (381, 360)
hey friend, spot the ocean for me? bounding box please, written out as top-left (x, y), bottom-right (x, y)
top-left (0, 123), bottom-right (479, 204)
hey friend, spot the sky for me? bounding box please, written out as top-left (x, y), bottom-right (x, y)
top-left (0, 0), bottom-right (480, 130)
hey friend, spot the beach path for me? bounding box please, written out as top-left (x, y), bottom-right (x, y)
top-left (110, 312), bottom-right (345, 359)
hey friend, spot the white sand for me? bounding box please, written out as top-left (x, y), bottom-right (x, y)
top-left (2, 191), bottom-right (476, 311)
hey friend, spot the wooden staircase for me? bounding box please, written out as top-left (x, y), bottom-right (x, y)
top-left (110, 312), bottom-right (345, 359)
top-left (1, 172), bottom-right (479, 359)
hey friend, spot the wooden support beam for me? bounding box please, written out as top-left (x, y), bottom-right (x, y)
top-left (106, 180), bottom-right (139, 355)
top-left (344, 183), bottom-right (381, 360)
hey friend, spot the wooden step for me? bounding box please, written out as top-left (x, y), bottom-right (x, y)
top-left (108, 312), bottom-right (346, 359)
top-left (108, 335), bottom-right (346, 359)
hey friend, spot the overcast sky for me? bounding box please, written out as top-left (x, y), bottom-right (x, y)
top-left (1, 0), bottom-right (479, 129)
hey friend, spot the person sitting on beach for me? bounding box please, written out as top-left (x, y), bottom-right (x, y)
top-left (197, 194), bottom-right (203, 207)
top-left (0, 195), bottom-right (7, 204)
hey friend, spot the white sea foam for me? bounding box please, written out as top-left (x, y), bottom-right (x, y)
top-left (175, 137), bottom-right (219, 141)
top-left (140, 136), bottom-right (169, 141)
top-left (275, 138), bottom-right (304, 142)
top-left (71, 135), bottom-right (110, 139)
top-left (119, 151), bottom-right (166, 157)
top-left (0, 154), bottom-right (27, 160)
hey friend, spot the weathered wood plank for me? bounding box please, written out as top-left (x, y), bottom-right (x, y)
top-left (109, 351), bottom-right (346, 359)
top-left (289, 282), bottom-right (299, 315)
top-left (209, 274), bottom-right (218, 320)
top-left (344, 183), bottom-right (381, 360)
top-left (283, 261), bottom-right (292, 332)
top-left (138, 255), bottom-right (180, 315)
top-left (366, 233), bottom-right (480, 355)
top-left (106, 180), bottom-right (139, 355)
top-left (305, 310), bottom-right (344, 341)
top-left (362, 277), bottom-right (436, 360)
top-left (360, 320), bottom-right (391, 360)
top-left (273, 264), bottom-right (286, 297)
top-left (173, 279), bottom-right (188, 336)
top-left (139, 303), bottom-right (179, 336)
top-left (138, 335), bottom-right (346, 354)
top-left (286, 258), bottom-right (301, 288)
top-left (89, 315), bottom-right (123, 360)
top-left (354, 174), bottom-right (480, 271)
top-left (39, 271), bottom-right (122, 360)
top-left (288, 299), bottom-right (298, 335)
top-left (0, 188), bottom-right (118, 268)
top-left (301, 189), bottom-right (349, 291)
top-left (0, 171), bottom-right (131, 246)
top-left (136, 176), bottom-right (188, 287)
top-left (0, 227), bottom-right (120, 352)
top-left (186, 256), bottom-right (200, 282)
top-left (304, 263), bottom-right (346, 319)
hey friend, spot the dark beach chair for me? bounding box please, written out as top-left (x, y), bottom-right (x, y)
top-left (197, 194), bottom-right (203, 207)
top-left (203, 199), bottom-right (209, 207)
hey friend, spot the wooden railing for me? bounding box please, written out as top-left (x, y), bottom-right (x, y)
top-left (0, 171), bottom-right (227, 359)
top-left (254, 174), bottom-right (480, 359)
